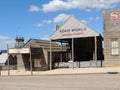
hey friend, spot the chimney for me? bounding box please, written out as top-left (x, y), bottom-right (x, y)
top-left (55, 25), bottom-right (60, 30)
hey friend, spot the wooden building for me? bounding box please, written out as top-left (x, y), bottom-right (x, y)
top-left (103, 8), bottom-right (120, 66)
top-left (9, 39), bottom-right (66, 71)
top-left (8, 16), bottom-right (104, 71)
top-left (50, 16), bottom-right (104, 69)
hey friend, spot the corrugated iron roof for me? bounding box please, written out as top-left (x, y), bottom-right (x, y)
top-left (0, 53), bottom-right (8, 64)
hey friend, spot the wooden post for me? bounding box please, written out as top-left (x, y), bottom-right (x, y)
top-left (29, 44), bottom-right (33, 75)
top-left (72, 38), bottom-right (74, 69)
top-left (60, 41), bottom-right (63, 62)
top-left (0, 66), bottom-right (1, 76)
top-left (7, 44), bottom-right (10, 76)
top-left (50, 40), bottom-right (52, 70)
top-left (94, 36), bottom-right (97, 67)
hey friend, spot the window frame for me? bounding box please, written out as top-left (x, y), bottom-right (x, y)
top-left (110, 38), bottom-right (119, 56)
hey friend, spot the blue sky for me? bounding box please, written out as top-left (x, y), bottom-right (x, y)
top-left (0, 0), bottom-right (120, 50)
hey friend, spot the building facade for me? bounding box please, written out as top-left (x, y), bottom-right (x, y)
top-left (103, 8), bottom-right (120, 66)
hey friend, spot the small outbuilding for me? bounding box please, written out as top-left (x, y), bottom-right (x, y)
top-left (0, 50), bottom-right (17, 70)
top-left (8, 39), bottom-right (66, 71)
top-left (0, 51), bottom-right (8, 67)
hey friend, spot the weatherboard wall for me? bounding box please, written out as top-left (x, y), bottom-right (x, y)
top-left (103, 8), bottom-right (120, 66)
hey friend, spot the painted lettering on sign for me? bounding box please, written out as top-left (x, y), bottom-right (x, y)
top-left (60, 28), bottom-right (86, 37)
top-left (60, 28), bottom-right (86, 33)
top-left (60, 29), bottom-right (70, 33)
top-left (110, 11), bottom-right (120, 20)
top-left (61, 32), bottom-right (84, 37)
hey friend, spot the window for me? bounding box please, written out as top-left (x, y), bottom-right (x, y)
top-left (110, 39), bottom-right (119, 55)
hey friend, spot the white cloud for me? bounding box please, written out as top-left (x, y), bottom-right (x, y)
top-left (42, 0), bottom-right (70, 12)
top-left (81, 20), bottom-right (87, 24)
top-left (29, 5), bottom-right (40, 12)
top-left (41, 35), bottom-right (49, 40)
top-left (86, 9), bottom-right (92, 12)
top-left (0, 35), bottom-right (15, 49)
top-left (80, 16), bottom-right (100, 25)
top-left (35, 20), bottom-right (52, 27)
top-left (53, 13), bottom-right (70, 23)
top-left (4, 40), bottom-right (15, 44)
top-left (34, 14), bottom-right (69, 27)
top-left (89, 17), bottom-right (94, 21)
top-left (43, 20), bottom-right (52, 24)
top-left (0, 35), bottom-right (10, 40)
top-left (36, 23), bottom-right (43, 27)
top-left (41, 0), bottom-right (120, 12)
top-left (88, 16), bottom-right (100, 23)
top-left (2, 40), bottom-right (15, 49)
top-left (95, 16), bottom-right (99, 21)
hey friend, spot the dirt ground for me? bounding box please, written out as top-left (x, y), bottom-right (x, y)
top-left (0, 74), bottom-right (120, 90)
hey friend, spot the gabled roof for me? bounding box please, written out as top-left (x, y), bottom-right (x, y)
top-left (23, 39), bottom-right (61, 49)
top-left (23, 39), bottom-right (51, 48)
top-left (50, 16), bottom-right (100, 40)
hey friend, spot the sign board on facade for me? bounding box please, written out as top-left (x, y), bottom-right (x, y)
top-left (103, 9), bottom-right (120, 32)
top-left (110, 11), bottom-right (120, 20)
top-left (59, 28), bottom-right (86, 38)
top-left (9, 48), bottom-right (30, 54)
